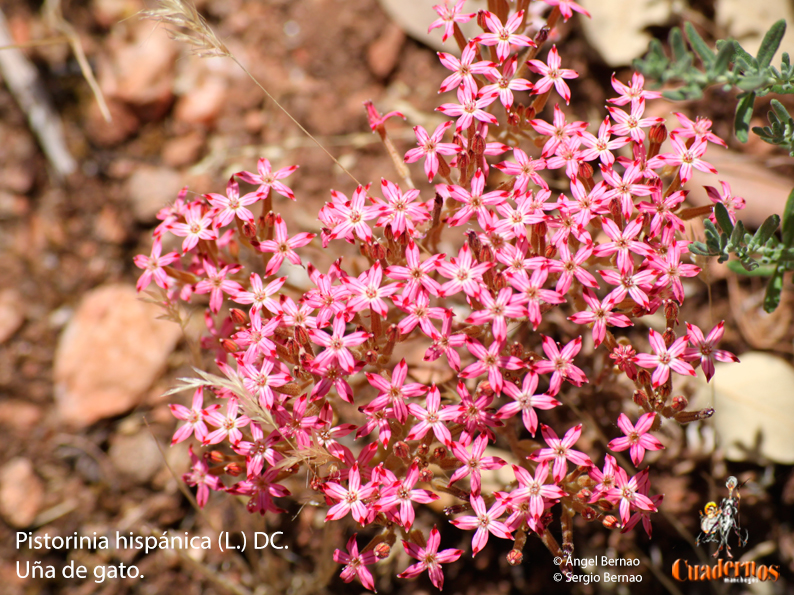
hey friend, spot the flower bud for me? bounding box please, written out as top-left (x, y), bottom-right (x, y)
top-left (208, 450), bottom-right (225, 463)
top-left (602, 515), bottom-right (619, 529)
top-left (295, 325), bottom-right (311, 347)
top-left (581, 506), bottom-right (597, 521)
top-left (579, 161), bottom-right (593, 181)
top-left (417, 443), bottom-right (429, 456)
top-left (432, 446), bottom-right (447, 461)
top-left (365, 350), bottom-right (379, 365)
top-left (242, 221), bottom-right (257, 238)
top-left (507, 549), bottom-right (523, 566)
top-left (632, 389), bottom-right (647, 407)
top-left (374, 542), bottom-right (391, 559)
top-left (672, 395), bottom-right (688, 411)
top-left (221, 339), bottom-right (239, 353)
top-left (576, 488), bottom-right (592, 502)
top-left (229, 308), bottom-right (247, 325)
top-left (444, 504), bottom-right (469, 516)
top-left (507, 111), bottom-right (520, 127)
top-left (662, 327), bottom-right (676, 347)
top-left (675, 407), bottom-right (714, 424)
top-left (535, 25), bottom-right (549, 45)
top-left (393, 441), bottom-right (410, 460)
top-left (225, 462), bottom-right (244, 476)
top-left (510, 342), bottom-right (524, 358)
top-left (479, 244), bottom-right (493, 263)
top-left (371, 241), bottom-right (387, 261)
top-left (664, 299), bottom-right (679, 323)
top-left (472, 132), bottom-right (486, 157)
top-left (637, 369), bottom-right (652, 387)
top-left (386, 324), bottom-right (400, 343)
top-left (419, 467), bottom-right (434, 482)
top-left (264, 211), bottom-right (276, 227)
top-left (650, 122), bottom-right (668, 144)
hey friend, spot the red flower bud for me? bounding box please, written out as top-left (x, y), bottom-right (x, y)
top-left (603, 515), bottom-right (619, 529)
top-left (672, 395), bottom-right (688, 411)
top-left (393, 441), bottom-right (410, 459)
top-left (225, 462), bottom-right (244, 476)
top-left (221, 339), bottom-right (239, 353)
top-left (650, 122), bottom-right (668, 144)
top-left (374, 542), bottom-right (391, 559)
top-left (507, 549), bottom-right (523, 566)
top-left (229, 308), bottom-right (247, 325)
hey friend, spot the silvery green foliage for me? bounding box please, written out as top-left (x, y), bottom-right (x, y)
top-left (636, 20), bottom-right (794, 312)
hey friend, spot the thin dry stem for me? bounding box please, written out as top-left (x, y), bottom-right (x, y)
top-left (43, 0), bottom-right (111, 122)
top-left (142, 0), bottom-right (360, 185)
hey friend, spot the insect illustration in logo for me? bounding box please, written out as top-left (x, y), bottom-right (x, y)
top-left (696, 476), bottom-right (749, 558)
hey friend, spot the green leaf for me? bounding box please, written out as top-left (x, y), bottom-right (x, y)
top-left (670, 27), bottom-right (689, 62)
top-left (782, 186), bottom-right (794, 247)
top-left (749, 214), bottom-right (781, 251)
top-left (733, 42), bottom-right (756, 68)
top-left (685, 22), bottom-right (715, 68)
top-left (729, 219), bottom-right (746, 248)
top-left (771, 99), bottom-right (790, 121)
top-left (763, 265), bottom-right (786, 312)
top-left (737, 73), bottom-right (770, 90)
top-left (727, 261), bottom-right (777, 276)
top-left (714, 202), bottom-right (735, 235)
top-left (734, 92), bottom-right (756, 142)
top-left (712, 40), bottom-right (735, 76)
top-left (690, 242), bottom-right (712, 256)
top-left (757, 19), bottom-right (787, 68)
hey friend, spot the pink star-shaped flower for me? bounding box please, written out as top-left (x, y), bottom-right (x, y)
top-left (450, 494), bottom-right (513, 555)
top-left (529, 423), bottom-right (593, 482)
top-left (428, 0), bottom-right (475, 43)
top-left (398, 525), bottom-right (463, 590)
top-left (683, 321), bottom-right (739, 381)
top-left (333, 534), bottom-right (378, 591)
top-left (236, 158), bottom-right (297, 201)
top-left (608, 412), bottom-right (665, 466)
top-left (527, 46), bottom-right (577, 105)
top-left (634, 329), bottom-right (696, 387)
top-left (404, 121), bottom-right (462, 183)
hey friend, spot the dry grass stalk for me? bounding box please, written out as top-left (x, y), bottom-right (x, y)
top-left (141, 0), bottom-right (361, 185)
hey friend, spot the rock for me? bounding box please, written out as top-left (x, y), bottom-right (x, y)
top-left (174, 74), bottom-right (228, 126)
top-left (53, 284), bottom-right (181, 428)
top-left (126, 165), bottom-right (185, 222)
top-left (109, 429), bottom-right (163, 482)
top-left (0, 400), bottom-right (42, 433)
top-left (99, 20), bottom-right (177, 116)
top-left (716, 0), bottom-right (794, 61)
top-left (84, 98), bottom-right (140, 147)
top-left (0, 458), bottom-right (44, 527)
top-left (367, 22), bottom-right (406, 78)
top-left (377, 0), bottom-right (488, 53)
top-left (694, 352), bottom-right (794, 464)
top-left (579, 0), bottom-right (672, 66)
top-left (0, 289), bottom-right (24, 343)
top-left (93, 0), bottom-right (143, 29)
top-left (162, 132), bottom-right (205, 168)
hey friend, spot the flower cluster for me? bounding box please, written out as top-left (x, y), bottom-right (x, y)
top-left (137, 1), bottom-right (741, 591)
